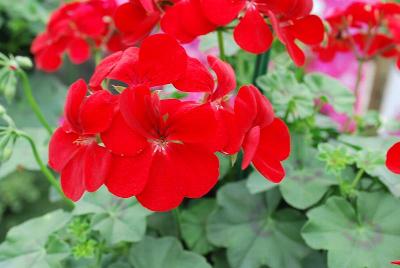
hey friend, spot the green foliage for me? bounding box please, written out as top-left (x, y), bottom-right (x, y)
top-left (129, 236), bottom-right (211, 268)
top-left (0, 210), bottom-right (71, 267)
top-left (302, 192), bottom-right (400, 268)
top-left (73, 187), bottom-right (152, 245)
top-left (207, 182), bottom-right (311, 268)
top-left (318, 143), bottom-right (356, 175)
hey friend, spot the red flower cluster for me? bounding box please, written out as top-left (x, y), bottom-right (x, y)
top-left (314, 2), bottom-right (400, 68)
top-left (31, 0), bottom-right (124, 72)
top-left (387, 142), bottom-right (400, 175)
top-left (113, 0), bottom-right (324, 66)
top-left (48, 34), bottom-right (290, 211)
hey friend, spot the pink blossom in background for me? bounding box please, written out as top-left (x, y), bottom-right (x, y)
top-left (320, 0), bottom-right (379, 16)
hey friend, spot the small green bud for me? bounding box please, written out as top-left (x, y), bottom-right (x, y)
top-left (15, 56), bottom-right (33, 69)
top-left (0, 105), bottom-right (5, 116)
top-left (1, 147), bottom-right (13, 162)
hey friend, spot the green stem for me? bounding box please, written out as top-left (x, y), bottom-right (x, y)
top-left (351, 169), bottom-right (365, 189)
top-left (17, 70), bottom-right (53, 135)
top-left (173, 208), bottom-right (181, 238)
top-left (217, 29), bottom-right (226, 61)
top-left (252, 51), bottom-right (270, 88)
top-left (17, 131), bottom-right (74, 208)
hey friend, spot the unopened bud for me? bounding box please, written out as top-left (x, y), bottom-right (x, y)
top-left (1, 147), bottom-right (13, 162)
top-left (15, 56), bottom-right (33, 69)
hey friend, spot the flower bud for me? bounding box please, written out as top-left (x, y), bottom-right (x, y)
top-left (15, 56), bottom-right (33, 69)
top-left (0, 147), bottom-right (13, 162)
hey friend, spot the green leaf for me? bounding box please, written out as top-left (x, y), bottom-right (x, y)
top-left (181, 199), bottom-right (216, 255)
top-left (0, 210), bottom-right (71, 268)
top-left (257, 71), bottom-right (315, 122)
top-left (246, 169), bottom-right (277, 194)
top-left (302, 192), bottom-right (400, 268)
top-left (74, 187), bottom-right (152, 245)
top-left (304, 73), bottom-right (355, 115)
top-left (280, 147), bottom-right (338, 209)
top-left (207, 181), bottom-right (310, 268)
top-left (338, 135), bottom-right (400, 197)
top-left (128, 236), bottom-right (211, 268)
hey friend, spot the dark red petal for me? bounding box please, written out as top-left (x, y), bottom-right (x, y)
top-left (35, 51), bottom-right (62, 72)
top-left (65, 79), bottom-right (87, 133)
top-left (106, 148), bottom-right (152, 198)
top-left (89, 47), bottom-right (139, 91)
top-left (253, 86), bottom-right (275, 127)
top-left (114, 2), bottom-right (160, 45)
top-left (386, 142), bottom-right (400, 174)
top-left (257, 118), bottom-right (291, 161)
top-left (234, 85), bottom-right (258, 134)
top-left (167, 103), bottom-right (217, 147)
top-left (171, 143), bottom-right (219, 198)
top-left (392, 260), bottom-right (400, 265)
top-left (161, 3), bottom-right (198, 43)
top-left (83, 143), bottom-right (112, 192)
top-left (286, 15), bottom-right (324, 45)
top-left (241, 126), bottom-right (260, 169)
top-left (137, 152), bottom-right (184, 212)
top-left (120, 86), bottom-right (159, 139)
top-left (200, 0), bottom-right (245, 26)
top-left (61, 148), bottom-right (86, 201)
top-left (285, 37), bottom-right (306, 66)
top-left (252, 155), bottom-right (286, 183)
top-left (233, 8), bottom-right (273, 54)
top-left (173, 57), bottom-right (214, 93)
top-left (218, 108), bottom-right (243, 155)
top-left (101, 112), bottom-right (148, 156)
top-left (208, 55), bottom-right (236, 100)
top-left (68, 37), bottom-right (90, 64)
top-left (79, 90), bottom-right (116, 135)
top-left (48, 128), bottom-right (80, 172)
top-left (138, 34), bottom-right (188, 86)
top-left (139, 0), bottom-right (155, 12)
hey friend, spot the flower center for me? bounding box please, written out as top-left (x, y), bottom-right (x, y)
top-left (151, 139), bottom-right (169, 155)
top-left (74, 136), bottom-right (96, 146)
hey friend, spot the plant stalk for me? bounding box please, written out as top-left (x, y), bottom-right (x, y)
top-left (217, 29), bottom-right (226, 61)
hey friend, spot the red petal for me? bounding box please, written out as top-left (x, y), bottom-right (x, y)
top-left (208, 55), bottom-right (236, 100)
top-left (83, 143), bottom-right (112, 192)
top-left (171, 143), bottom-right (219, 198)
top-left (257, 118), bottom-right (291, 161)
top-left (114, 2), bottom-right (159, 45)
top-left (252, 155), bottom-right (286, 183)
top-left (65, 79), bottom-right (87, 133)
top-left (253, 86), bottom-right (275, 128)
top-left (285, 37), bottom-right (306, 66)
top-left (106, 149), bottom-right (152, 198)
top-left (120, 86), bottom-right (160, 139)
top-left (167, 103), bottom-right (217, 147)
top-left (233, 8), bottom-right (273, 54)
top-left (392, 260), bottom-right (400, 265)
top-left (68, 37), bottom-right (90, 64)
top-left (139, 0), bottom-right (155, 12)
top-left (161, 3), bottom-right (198, 43)
top-left (241, 126), bottom-right (260, 169)
top-left (79, 90), bottom-right (116, 135)
top-left (234, 85), bottom-right (258, 134)
top-left (386, 142), bottom-right (400, 174)
top-left (101, 112), bottom-right (148, 156)
top-left (173, 57), bottom-right (214, 93)
top-left (179, 0), bottom-right (216, 37)
top-left (138, 34), bottom-right (188, 86)
top-left (137, 152), bottom-right (184, 212)
top-left (61, 148), bottom-right (86, 201)
top-left (286, 15), bottom-right (324, 45)
top-left (201, 0), bottom-right (245, 26)
top-left (35, 49), bottom-right (63, 72)
top-left (89, 47), bottom-right (139, 91)
top-left (48, 128), bottom-right (80, 172)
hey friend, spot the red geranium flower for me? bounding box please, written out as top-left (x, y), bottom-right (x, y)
top-left (31, 0), bottom-right (123, 72)
top-left (48, 79), bottom-right (116, 201)
top-left (386, 142), bottom-right (400, 174)
top-left (173, 55), bottom-right (241, 154)
top-left (234, 85), bottom-right (290, 182)
top-left (89, 33), bottom-right (188, 91)
top-left (101, 86), bottom-right (219, 211)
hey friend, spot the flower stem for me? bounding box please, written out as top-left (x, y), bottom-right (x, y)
top-left (351, 169), bottom-right (365, 189)
top-left (17, 70), bottom-right (53, 136)
top-left (173, 207), bottom-right (182, 238)
top-left (252, 51), bottom-right (270, 86)
top-left (354, 59), bottom-right (365, 115)
top-left (17, 131), bottom-right (74, 208)
top-left (217, 29), bottom-right (226, 61)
